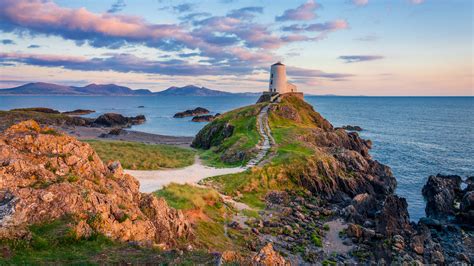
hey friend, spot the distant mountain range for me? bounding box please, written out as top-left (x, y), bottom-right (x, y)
top-left (0, 82), bottom-right (260, 96)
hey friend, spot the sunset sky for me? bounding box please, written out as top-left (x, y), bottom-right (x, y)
top-left (0, 0), bottom-right (472, 96)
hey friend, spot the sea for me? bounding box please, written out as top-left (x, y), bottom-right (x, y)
top-left (1, 95), bottom-right (473, 221)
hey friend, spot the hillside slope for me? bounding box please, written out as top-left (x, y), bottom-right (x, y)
top-left (191, 95), bottom-right (468, 264)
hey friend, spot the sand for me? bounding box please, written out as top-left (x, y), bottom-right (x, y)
top-left (125, 158), bottom-right (246, 193)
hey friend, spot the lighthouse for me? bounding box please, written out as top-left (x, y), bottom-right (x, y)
top-left (269, 62), bottom-right (297, 94)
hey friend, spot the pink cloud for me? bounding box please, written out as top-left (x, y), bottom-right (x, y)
top-left (275, 0), bottom-right (320, 21)
top-left (352, 0), bottom-right (369, 6)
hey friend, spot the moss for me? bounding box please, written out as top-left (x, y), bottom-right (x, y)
top-left (311, 232), bottom-right (323, 247)
top-left (67, 174), bottom-right (79, 183)
top-left (323, 224), bottom-right (330, 231)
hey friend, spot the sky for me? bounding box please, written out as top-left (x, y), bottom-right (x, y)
top-left (0, 0), bottom-right (472, 96)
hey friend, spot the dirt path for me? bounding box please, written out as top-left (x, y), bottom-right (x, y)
top-left (247, 104), bottom-right (274, 167)
top-left (125, 157), bottom-right (245, 193)
top-left (128, 104), bottom-right (275, 193)
top-left (323, 219), bottom-right (353, 255)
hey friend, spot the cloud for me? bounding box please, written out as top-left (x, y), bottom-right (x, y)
top-left (172, 3), bottom-right (194, 13)
top-left (275, 0), bottom-right (320, 21)
top-left (0, 52), bottom-right (260, 76)
top-left (27, 44), bottom-right (41, 48)
top-left (228, 7), bottom-right (264, 20)
top-left (0, 0), bottom-right (346, 77)
top-left (1, 39), bottom-right (15, 45)
top-left (352, 0), bottom-right (369, 6)
top-left (354, 34), bottom-right (379, 42)
top-left (107, 0), bottom-right (126, 13)
top-left (409, 0), bottom-right (424, 4)
top-left (281, 20), bottom-right (349, 33)
top-left (338, 55), bottom-right (384, 63)
top-left (287, 66), bottom-right (353, 79)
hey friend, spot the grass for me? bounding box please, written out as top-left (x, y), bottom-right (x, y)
top-left (0, 217), bottom-right (217, 264)
top-left (154, 183), bottom-right (254, 252)
top-left (197, 104), bottom-right (264, 167)
top-left (84, 140), bottom-right (195, 170)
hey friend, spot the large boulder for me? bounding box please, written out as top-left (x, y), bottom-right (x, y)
top-left (93, 113), bottom-right (145, 127)
top-left (422, 174), bottom-right (462, 219)
top-left (0, 120), bottom-right (190, 248)
top-left (173, 107), bottom-right (209, 118)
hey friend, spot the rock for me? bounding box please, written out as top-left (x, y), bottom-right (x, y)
top-left (93, 113), bottom-right (146, 127)
top-left (191, 115), bottom-right (216, 122)
top-left (62, 109), bottom-right (95, 116)
top-left (392, 235), bottom-right (405, 251)
top-left (430, 250), bottom-right (445, 264)
top-left (74, 220), bottom-right (93, 239)
top-left (375, 195), bottom-right (412, 237)
top-left (347, 223), bottom-right (363, 238)
top-left (422, 174), bottom-right (462, 219)
top-left (252, 243), bottom-right (290, 266)
top-left (191, 121), bottom-right (234, 149)
top-left (0, 120), bottom-right (191, 247)
top-left (265, 191), bottom-right (289, 205)
top-left (411, 235), bottom-right (425, 255)
top-left (173, 107), bottom-right (209, 118)
top-left (341, 125), bottom-right (363, 131)
top-left (459, 191), bottom-right (474, 224)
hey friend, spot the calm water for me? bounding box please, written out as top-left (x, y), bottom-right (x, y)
top-left (1, 95), bottom-right (473, 220)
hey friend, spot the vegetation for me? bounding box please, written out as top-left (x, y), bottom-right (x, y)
top-left (197, 104), bottom-right (264, 167)
top-left (201, 96), bottom-right (323, 210)
top-left (85, 140), bottom-right (195, 170)
top-left (0, 217), bottom-right (217, 264)
top-left (154, 183), bottom-right (255, 252)
top-left (0, 110), bottom-right (77, 132)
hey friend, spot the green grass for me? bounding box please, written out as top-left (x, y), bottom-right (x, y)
top-left (154, 184), bottom-right (255, 252)
top-left (0, 217), bottom-right (217, 264)
top-left (84, 140), bottom-right (195, 170)
top-left (154, 183), bottom-right (221, 211)
top-left (197, 104), bottom-right (264, 167)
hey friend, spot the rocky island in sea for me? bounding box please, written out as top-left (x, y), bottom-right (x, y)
top-left (1, 68), bottom-right (472, 263)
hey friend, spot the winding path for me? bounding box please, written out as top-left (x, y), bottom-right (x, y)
top-left (126, 104), bottom-right (274, 193)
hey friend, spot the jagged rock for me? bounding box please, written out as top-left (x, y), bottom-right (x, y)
top-left (62, 109), bottom-right (95, 115)
top-left (422, 174), bottom-right (462, 219)
top-left (347, 223), bottom-right (363, 238)
top-left (0, 120), bottom-right (191, 248)
top-left (375, 195), bottom-right (412, 237)
top-left (191, 114), bottom-right (216, 122)
top-left (252, 243), bottom-right (290, 266)
top-left (459, 191), bottom-right (474, 223)
top-left (173, 107), bottom-right (209, 118)
top-left (341, 125), bottom-right (363, 131)
top-left (93, 113), bottom-right (146, 127)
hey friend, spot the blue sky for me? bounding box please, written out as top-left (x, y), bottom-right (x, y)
top-left (0, 0), bottom-right (472, 95)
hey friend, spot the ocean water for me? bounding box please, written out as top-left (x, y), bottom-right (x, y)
top-left (1, 95), bottom-right (473, 220)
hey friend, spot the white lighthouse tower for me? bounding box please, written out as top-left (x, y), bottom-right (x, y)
top-left (269, 62), bottom-right (297, 94)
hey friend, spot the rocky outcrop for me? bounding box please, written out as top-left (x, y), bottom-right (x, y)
top-left (191, 121), bottom-right (234, 149)
top-left (173, 107), bottom-right (209, 118)
top-left (62, 109), bottom-right (95, 115)
top-left (191, 114), bottom-right (219, 122)
top-left (341, 125), bottom-right (363, 131)
top-left (252, 243), bottom-right (290, 266)
top-left (0, 120), bottom-right (191, 248)
top-left (422, 174), bottom-right (462, 219)
top-left (11, 107), bottom-right (60, 114)
top-left (92, 113), bottom-right (146, 127)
